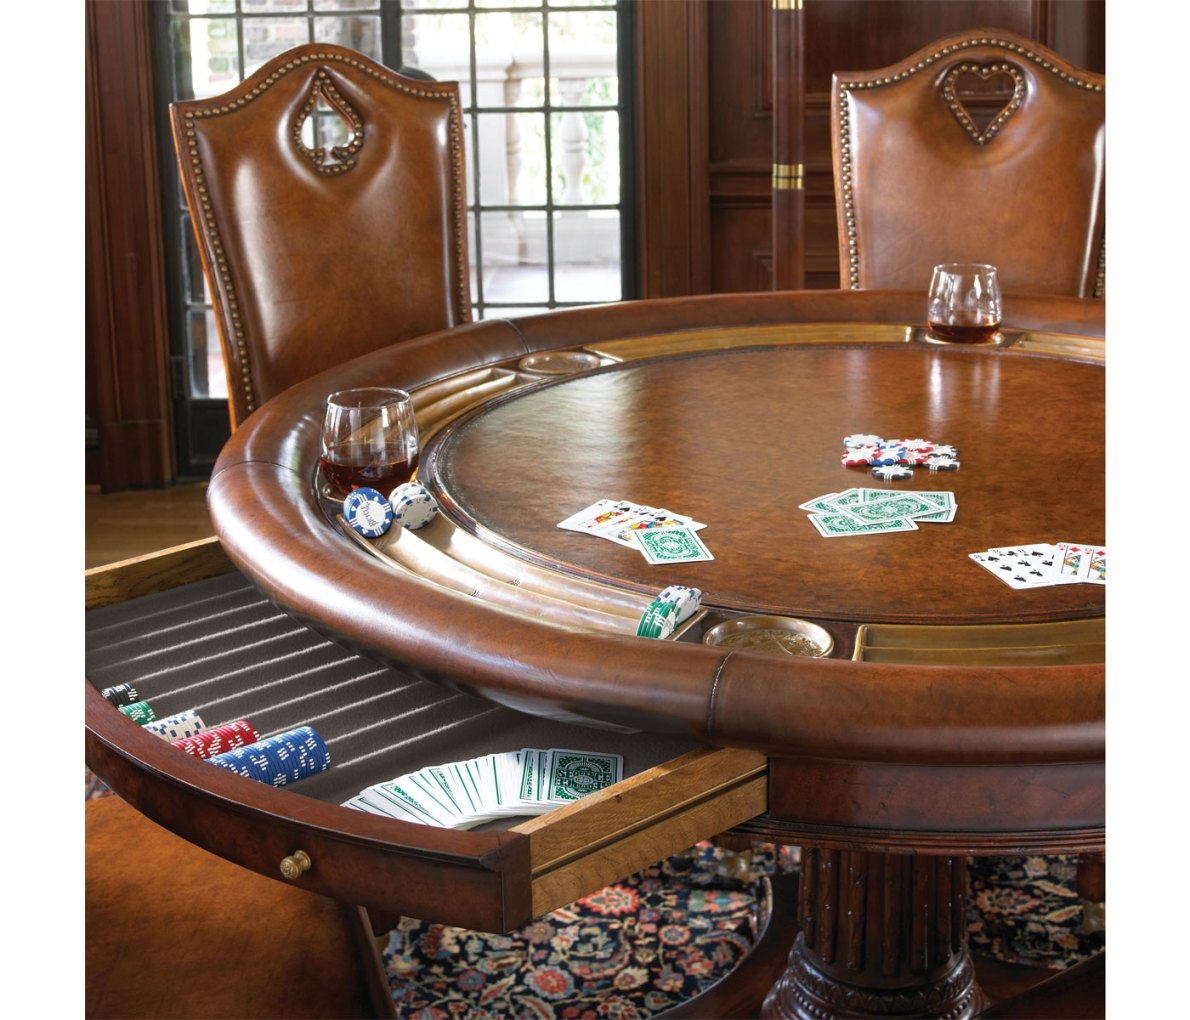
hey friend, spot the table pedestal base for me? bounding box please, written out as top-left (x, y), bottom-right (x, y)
top-left (762, 848), bottom-right (988, 1019)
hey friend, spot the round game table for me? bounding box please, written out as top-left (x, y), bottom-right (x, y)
top-left (206, 289), bottom-right (1105, 1018)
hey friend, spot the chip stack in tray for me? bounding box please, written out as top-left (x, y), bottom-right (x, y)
top-left (207, 726), bottom-right (331, 788)
top-left (100, 685), bottom-right (328, 786)
top-left (636, 584), bottom-right (702, 639)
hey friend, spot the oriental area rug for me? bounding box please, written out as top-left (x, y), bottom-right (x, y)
top-left (86, 773), bottom-right (1104, 1018)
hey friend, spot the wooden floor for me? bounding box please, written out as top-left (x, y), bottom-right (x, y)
top-left (85, 483), bottom-right (214, 569)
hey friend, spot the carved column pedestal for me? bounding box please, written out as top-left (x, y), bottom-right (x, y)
top-left (763, 847), bottom-right (987, 1019)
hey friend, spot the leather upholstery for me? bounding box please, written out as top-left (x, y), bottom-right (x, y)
top-left (170, 45), bottom-right (471, 429)
top-left (830, 29), bottom-right (1105, 298)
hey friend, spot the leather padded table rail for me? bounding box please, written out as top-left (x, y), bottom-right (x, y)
top-left (86, 289), bottom-right (1105, 1019)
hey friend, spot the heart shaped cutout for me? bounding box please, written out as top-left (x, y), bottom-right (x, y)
top-left (942, 62), bottom-right (1026, 144)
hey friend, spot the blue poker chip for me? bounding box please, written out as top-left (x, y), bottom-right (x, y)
top-left (343, 487), bottom-right (393, 537)
top-left (869, 445), bottom-right (906, 466)
top-left (388, 482), bottom-right (439, 531)
top-left (872, 464), bottom-right (914, 481)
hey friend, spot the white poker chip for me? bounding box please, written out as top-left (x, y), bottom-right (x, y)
top-left (931, 444), bottom-right (959, 458)
top-left (843, 433), bottom-right (884, 449)
top-left (657, 584), bottom-right (702, 625)
top-left (388, 481), bottom-right (439, 531)
top-left (872, 464), bottom-right (914, 481)
top-left (343, 487), bottom-right (393, 537)
top-left (891, 437), bottom-right (936, 452)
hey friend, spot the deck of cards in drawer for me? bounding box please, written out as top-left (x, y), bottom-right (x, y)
top-left (344, 747), bottom-right (624, 829)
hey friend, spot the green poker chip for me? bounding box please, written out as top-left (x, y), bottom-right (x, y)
top-left (636, 598), bottom-right (677, 639)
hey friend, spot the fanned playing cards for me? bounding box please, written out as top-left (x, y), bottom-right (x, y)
top-left (558, 498), bottom-right (712, 562)
top-left (344, 747), bottom-right (624, 829)
top-left (968, 542), bottom-right (1106, 589)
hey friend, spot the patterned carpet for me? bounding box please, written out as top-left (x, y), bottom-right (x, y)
top-left (86, 773), bottom-right (1104, 1017)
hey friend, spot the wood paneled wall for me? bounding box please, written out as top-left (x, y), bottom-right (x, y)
top-left (636, 0), bottom-right (1106, 297)
top-left (87, 0), bottom-right (1105, 489)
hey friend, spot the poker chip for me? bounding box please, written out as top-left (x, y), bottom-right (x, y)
top-left (388, 481), bottom-right (439, 531)
top-left (119, 701), bottom-right (156, 725)
top-left (872, 464), bottom-right (914, 481)
top-left (101, 684), bottom-right (139, 707)
top-left (172, 720), bottom-right (258, 759)
top-left (926, 456), bottom-right (960, 471)
top-left (890, 438), bottom-right (935, 453)
top-left (208, 727), bottom-right (330, 787)
top-left (900, 448), bottom-right (934, 465)
top-left (869, 444), bottom-right (907, 466)
top-left (143, 709), bottom-right (206, 742)
top-left (931, 444), bottom-right (959, 459)
top-left (657, 584), bottom-right (702, 625)
top-left (343, 487), bottom-right (393, 537)
top-left (841, 445), bottom-right (879, 466)
top-left (637, 598), bottom-right (678, 639)
top-left (843, 434), bottom-right (884, 449)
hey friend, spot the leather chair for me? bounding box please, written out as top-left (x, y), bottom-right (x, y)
top-left (830, 28), bottom-right (1105, 298)
top-left (170, 44), bottom-right (472, 429)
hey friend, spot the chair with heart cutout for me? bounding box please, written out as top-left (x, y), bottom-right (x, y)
top-left (829, 28), bottom-right (1105, 298)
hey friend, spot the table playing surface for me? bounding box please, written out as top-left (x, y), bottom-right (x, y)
top-left (425, 342), bottom-right (1104, 625)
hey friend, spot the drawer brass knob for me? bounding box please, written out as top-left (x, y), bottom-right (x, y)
top-left (280, 850), bottom-right (311, 880)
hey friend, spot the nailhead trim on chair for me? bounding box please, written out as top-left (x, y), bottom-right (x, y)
top-left (178, 49), bottom-right (471, 419)
top-left (835, 36), bottom-right (1106, 297)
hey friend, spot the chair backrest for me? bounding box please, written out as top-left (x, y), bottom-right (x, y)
top-left (830, 29), bottom-right (1104, 298)
top-left (170, 45), bottom-right (471, 429)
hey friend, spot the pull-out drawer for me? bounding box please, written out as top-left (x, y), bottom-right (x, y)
top-left (85, 540), bottom-right (768, 934)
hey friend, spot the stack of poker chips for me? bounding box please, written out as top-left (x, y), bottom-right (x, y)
top-left (343, 481), bottom-right (439, 539)
top-left (840, 434), bottom-right (959, 479)
top-left (636, 585), bottom-right (703, 639)
top-left (99, 683), bottom-right (325, 786)
top-left (172, 720), bottom-right (259, 759)
top-left (207, 726), bottom-right (331, 788)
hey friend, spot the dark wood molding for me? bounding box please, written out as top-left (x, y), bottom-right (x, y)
top-left (634, 0), bottom-right (710, 298)
top-left (85, 0), bottom-right (173, 490)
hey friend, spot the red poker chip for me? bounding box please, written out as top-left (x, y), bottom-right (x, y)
top-left (841, 445), bottom-right (879, 466)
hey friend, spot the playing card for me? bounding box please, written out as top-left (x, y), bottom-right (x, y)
top-left (809, 513), bottom-right (919, 537)
top-left (968, 551), bottom-right (1054, 589)
top-left (1049, 542), bottom-right (1099, 583)
top-left (634, 525), bottom-right (715, 563)
top-left (835, 492), bottom-right (938, 524)
top-left (557, 499), bottom-right (637, 537)
top-left (544, 749), bottom-right (624, 803)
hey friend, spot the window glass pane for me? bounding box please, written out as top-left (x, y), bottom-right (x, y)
top-left (551, 108), bottom-right (617, 206)
top-left (181, 217), bottom-right (211, 306)
top-left (179, 18), bottom-right (240, 98)
top-left (476, 210), bottom-right (551, 306)
top-left (554, 210), bottom-right (621, 303)
top-left (314, 0), bottom-right (380, 10)
top-left (170, 1), bottom-right (236, 13)
top-left (187, 310), bottom-right (228, 400)
top-left (401, 12), bottom-right (469, 82)
top-left (244, 0), bottom-right (312, 13)
top-left (243, 18), bottom-right (313, 69)
top-left (479, 111), bottom-right (546, 207)
top-left (312, 15), bottom-right (381, 54)
top-left (474, 10), bottom-right (543, 108)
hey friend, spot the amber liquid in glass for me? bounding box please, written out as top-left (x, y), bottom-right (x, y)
top-left (928, 313), bottom-right (1000, 344)
top-left (320, 447), bottom-right (419, 497)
